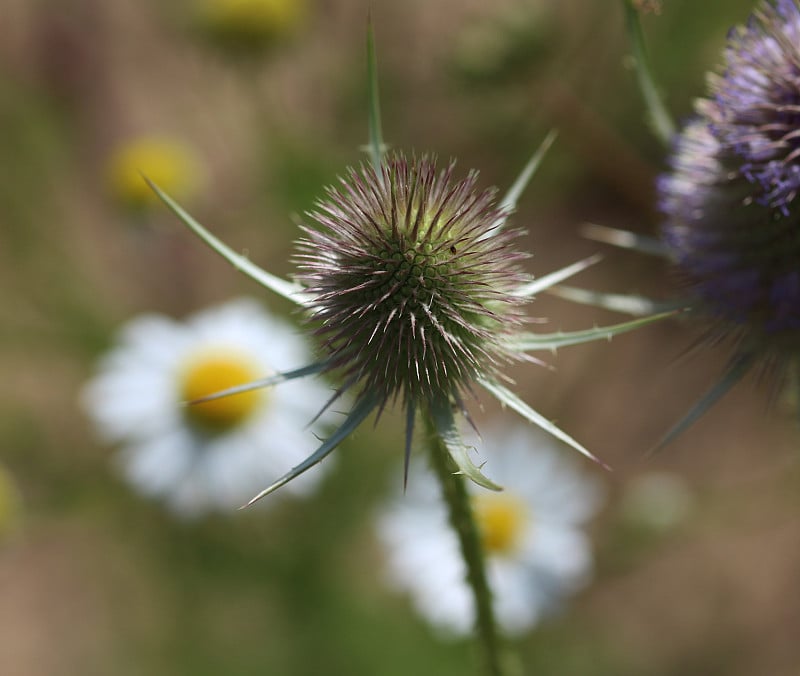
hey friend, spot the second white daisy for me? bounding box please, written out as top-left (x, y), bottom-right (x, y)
top-left (82, 298), bottom-right (334, 517)
top-left (376, 423), bottom-right (603, 636)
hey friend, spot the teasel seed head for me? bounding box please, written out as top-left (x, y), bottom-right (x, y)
top-left (296, 153), bottom-right (531, 410)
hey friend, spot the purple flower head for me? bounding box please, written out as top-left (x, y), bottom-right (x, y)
top-left (296, 153), bottom-right (530, 411)
top-left (659, 0), bottom-right (800, 360)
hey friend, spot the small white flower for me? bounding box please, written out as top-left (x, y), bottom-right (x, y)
top-left (376, 423), bottom-right (603, 636)
top-left (82, 298), bottom-right (333, 517)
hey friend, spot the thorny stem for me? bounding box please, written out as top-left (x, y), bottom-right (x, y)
top-left (425, 415), bottom-right (513, 676)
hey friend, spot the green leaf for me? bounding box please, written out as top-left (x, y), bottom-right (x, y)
top-left (514, 254), bottom-right (602, 298)
top-left (650, 351), bottom-right (755, 453)
top-left (499, 129), bottom-right (558, 214)
top-left (581, 222), bottom-right (668, 257)
top-left (508, 311), bottom-right (677, 352)
top-left (145, 178), bottom-right (307, 306)
top-left (366, 14), bottom-right (386, 178)
top-left (479, 378), bottom-right (610, 469)
top-left (546, 286), bottom-right (684, 317)
top-left (242, 392), bottom-right (379, 507)
top-left (186, 361), bottom-right (330, 405)
top-left (511, 311), bottom-right (678, 351)
top-left (429, 396), bottom-right (502, 491)
top-left (621, 0), bottom-right (675, 145)
top-left (403, 399), bottom-right (415, 490)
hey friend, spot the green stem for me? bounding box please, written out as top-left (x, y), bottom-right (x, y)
top-left (621, 0), bottom-right (675, 146)
top-left (425, 416), bottom-right (508, 676)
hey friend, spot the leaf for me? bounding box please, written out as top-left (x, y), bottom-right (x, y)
top-left (429, 396), bottom-right (502, 491)
top-left (499, 129), bottom-right (558, 214)
top-left (620, 0), bottom-right (675, 145)
top-left (650, 351), bottom-right (755, 453)
top-left (242, 392), bottom-right (379, 507)
top-left (403, 399), bottom-right (415, 491)
top-left (581, 222), bottom-right (668, 257)
top-left (479, 378), bottom-right (610, 470)
top-left (366, 14), bottom-right (386, 179)
top-left (145, 178), bottom-right (308, 306)
top-left (514, 254), bottom-right (602, 298)
top-left (508, 311), bottom-right (678, 352)
top-left (547, 286), bottom-right (684, 316)
top-left (187, 361), bottom-right (330, 405)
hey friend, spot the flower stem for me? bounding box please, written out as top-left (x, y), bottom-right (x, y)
top-left (425, 416), bottom-right (510, 676)
top-left (621, 0), bottom-right (675, 146)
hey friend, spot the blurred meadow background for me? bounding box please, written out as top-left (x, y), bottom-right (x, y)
top-left (2, 0), bottom-right (800, 674)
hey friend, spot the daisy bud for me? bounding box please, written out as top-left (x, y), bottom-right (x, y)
top-left (659, 0), bottom-right (800, 362)
top-left (193, 0), bottom-right (308, 56)
top-left (296, 153), bottom-right (530, 411)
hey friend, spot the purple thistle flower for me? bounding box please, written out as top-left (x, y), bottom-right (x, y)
top-left (296, 153), bottom-right (530, 412)
top-left (659, 0), bottom-right (800, 363)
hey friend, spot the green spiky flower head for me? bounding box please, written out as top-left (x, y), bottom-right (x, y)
top-left (296, 153), bottom-right (530, 410)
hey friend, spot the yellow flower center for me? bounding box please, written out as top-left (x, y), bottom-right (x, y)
top-left (180, 350), bottom-right (265, 432)
top-left (472, 492), bottom-right (529, 556)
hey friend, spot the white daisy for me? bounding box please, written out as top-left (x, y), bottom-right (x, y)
top-left (376, 423), bottom-right (603, 637)
top-left (82, 298), bottom-right (333, 517)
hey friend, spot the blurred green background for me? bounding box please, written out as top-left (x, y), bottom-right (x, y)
top-left (2, 0), bottom-right (800, 674)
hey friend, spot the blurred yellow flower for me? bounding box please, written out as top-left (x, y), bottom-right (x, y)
top-left (107, 136), bottom-right (202, 211)
top-left (196, 0), bottom-right (308, 53)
